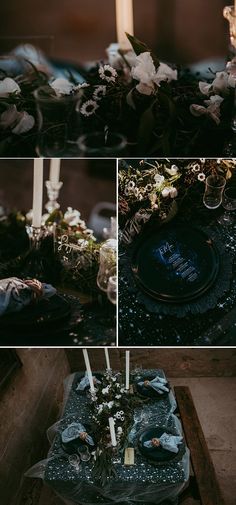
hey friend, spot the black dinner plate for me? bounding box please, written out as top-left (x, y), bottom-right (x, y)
top-left (135, 374), bottom-right (170, 399)
top-left (0, 294), bottom-right (71, 333)
top-left (132, 225), bottom-right (220, 303)
top-left (138, 426), bottom-right (185, 465)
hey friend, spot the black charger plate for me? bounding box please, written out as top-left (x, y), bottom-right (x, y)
top-left (135, 374), bottom-right (170, 399)
top-left (138, 426), bottom-right (185, 465)
top-left (132, 225), bottom-right (220, 303)
top-left (0, 294), bottom-right (71, 334)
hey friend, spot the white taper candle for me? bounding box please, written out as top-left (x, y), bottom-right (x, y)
top-left (116, 0), bottom-right (134, 51)
top-left (125, 350), bottom-right (130, 390)
top-left (82, 349), bottom-right (95, 393)
top-left (32, 159), bottom-right (44, 228)
top-left (105, 348), bottom-right (111, 371)
top-left (50, 158), bottom-right (61, 185)
top-left (109, 417), bottom-right (117, 446)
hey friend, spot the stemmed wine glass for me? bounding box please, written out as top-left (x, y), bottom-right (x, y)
top-left (217, 186), bottom-right (236, 225)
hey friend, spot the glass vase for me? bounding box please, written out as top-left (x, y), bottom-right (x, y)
top-left (34, 86), bottom-right (80, 156)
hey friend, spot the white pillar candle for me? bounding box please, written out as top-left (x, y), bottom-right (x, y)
top-left (105, 348), bottom-right (111, 371)
top-left (82, 349), bottom-right (95, 393)
top-left (116, 0), bottom-right (134, 51)
top-left (125, 350), bottom-right (130, 390)
top-left (50, 158), bottom-right (61, 185)
top-left (109, 417), bottom-right (117, 447)
top-left (32, 159), bottom-right (44, 228)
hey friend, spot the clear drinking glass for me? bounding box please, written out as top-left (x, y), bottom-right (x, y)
top-left (78, 445), bottom-right (91, 462)
top-left (97, 239), bottom-right (117, 292)
top-left (77, 132), bottom-right (127, 157)
top-left (68, 454), bottom-right (81, 472)
top-left (34, 86), bottom-right (80, 156)
top-left (203, 175), bottom-right (226, 209)
top-left (217, 186), bottom-right (236, 225)
top-left (107, 275), bottom-right (117, 305)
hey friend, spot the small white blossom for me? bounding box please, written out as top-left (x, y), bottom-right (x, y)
top-left (102, 386), bottom-right (110, 395)
top-left (115, 394), bottom-right (121, 399)
top-left (128, 180), bottom-right (135, 190)
top-left (169, 187), bottom-right (178, 198)
top-left (64, 207), bottom-right (81, 226)
top-left (99, 65), bottom-right (117, 83)
top-left (80, 100), bottom-right (99, 117)
top-left (117, 427), bottom-right (123, 434)
top-left (191, 163), bottom-right (201, 172)
top-left (93, 85), bottom-right (106, 100)
top-left (0, 77), bottom-right (21, 97)
top-left (165, 164), bottom-right (178, 176)
top-left (162, 187), bottom-right (170, 198)
top-left (154, 173), bottom-right (165, 188)
top-left (198, 172), bottom-right (206, 182)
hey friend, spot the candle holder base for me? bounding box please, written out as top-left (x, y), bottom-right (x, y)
top-left (45, 180), bottom-right (63, 215)
top-left (26, 225), bottom-right (48, 250)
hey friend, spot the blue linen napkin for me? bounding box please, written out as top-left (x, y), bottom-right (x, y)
top-left (0, 277), bottom-right (56, 316)
top-left (144, 433), bottom-right (183, 453)
top-left (61, 422), bottom-right (94, 446)
top-left (138, 375), bottom-right (169, 394)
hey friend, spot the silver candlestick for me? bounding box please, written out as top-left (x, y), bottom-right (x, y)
top-left (45, 180), bottom-right (63, 214)
top-left (26, 225), bottom-right (48, 250)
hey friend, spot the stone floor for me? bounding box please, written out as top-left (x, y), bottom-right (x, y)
top-left (31, 377), bottom-right (236, 505)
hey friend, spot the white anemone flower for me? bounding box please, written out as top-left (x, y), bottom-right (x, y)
top-left (50, 78), bottom-right (75, 96)
top-left (99, 65), bottom-right (118, 83)
top-left (0, 105), bottom-right (35, 134)
top-left (190, 95), bottom-right (224, 125)
top-left (199, 71), bottom-right (235, 97)
top-left (0, 78), bottom-right (21, 97)
top-left (132, 52), bottom-right (177, 96)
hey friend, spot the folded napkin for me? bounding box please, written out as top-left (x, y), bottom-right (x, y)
top-left (144, 433), bottom-right (183, 453)
top-left (76, 372), bottom-right (101, 391)
top-left (0, 277), bottom-right (56, 316)
top-left (61, 422), bottom-right (94, 446)
top-left (138, 375), bottom-right (169, 394)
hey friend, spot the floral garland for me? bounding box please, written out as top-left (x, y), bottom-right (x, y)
top-left (88, 371), bottom-right (148, 485)
top-left (0, 35), bottom-right (235, 155)
top-left (118, 158), bottom-right (236, 243)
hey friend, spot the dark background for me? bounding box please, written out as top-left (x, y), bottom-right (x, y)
top-left (0, 0), bottom-right (230, 65)
top-left (0, 159), bottom-right (116, 222)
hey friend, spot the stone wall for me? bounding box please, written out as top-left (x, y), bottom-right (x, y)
top-left (0, 348), bottom-right (70, 505)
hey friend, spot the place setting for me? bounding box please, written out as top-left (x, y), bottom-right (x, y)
top-left (2, 2), bottom-right (236, 157)
top-left (118, 158), bottom-right (236, 346)
top-left (25, 348), bottom-right (190, 505)
top-left (0, 159), bottom-right (117, 346)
